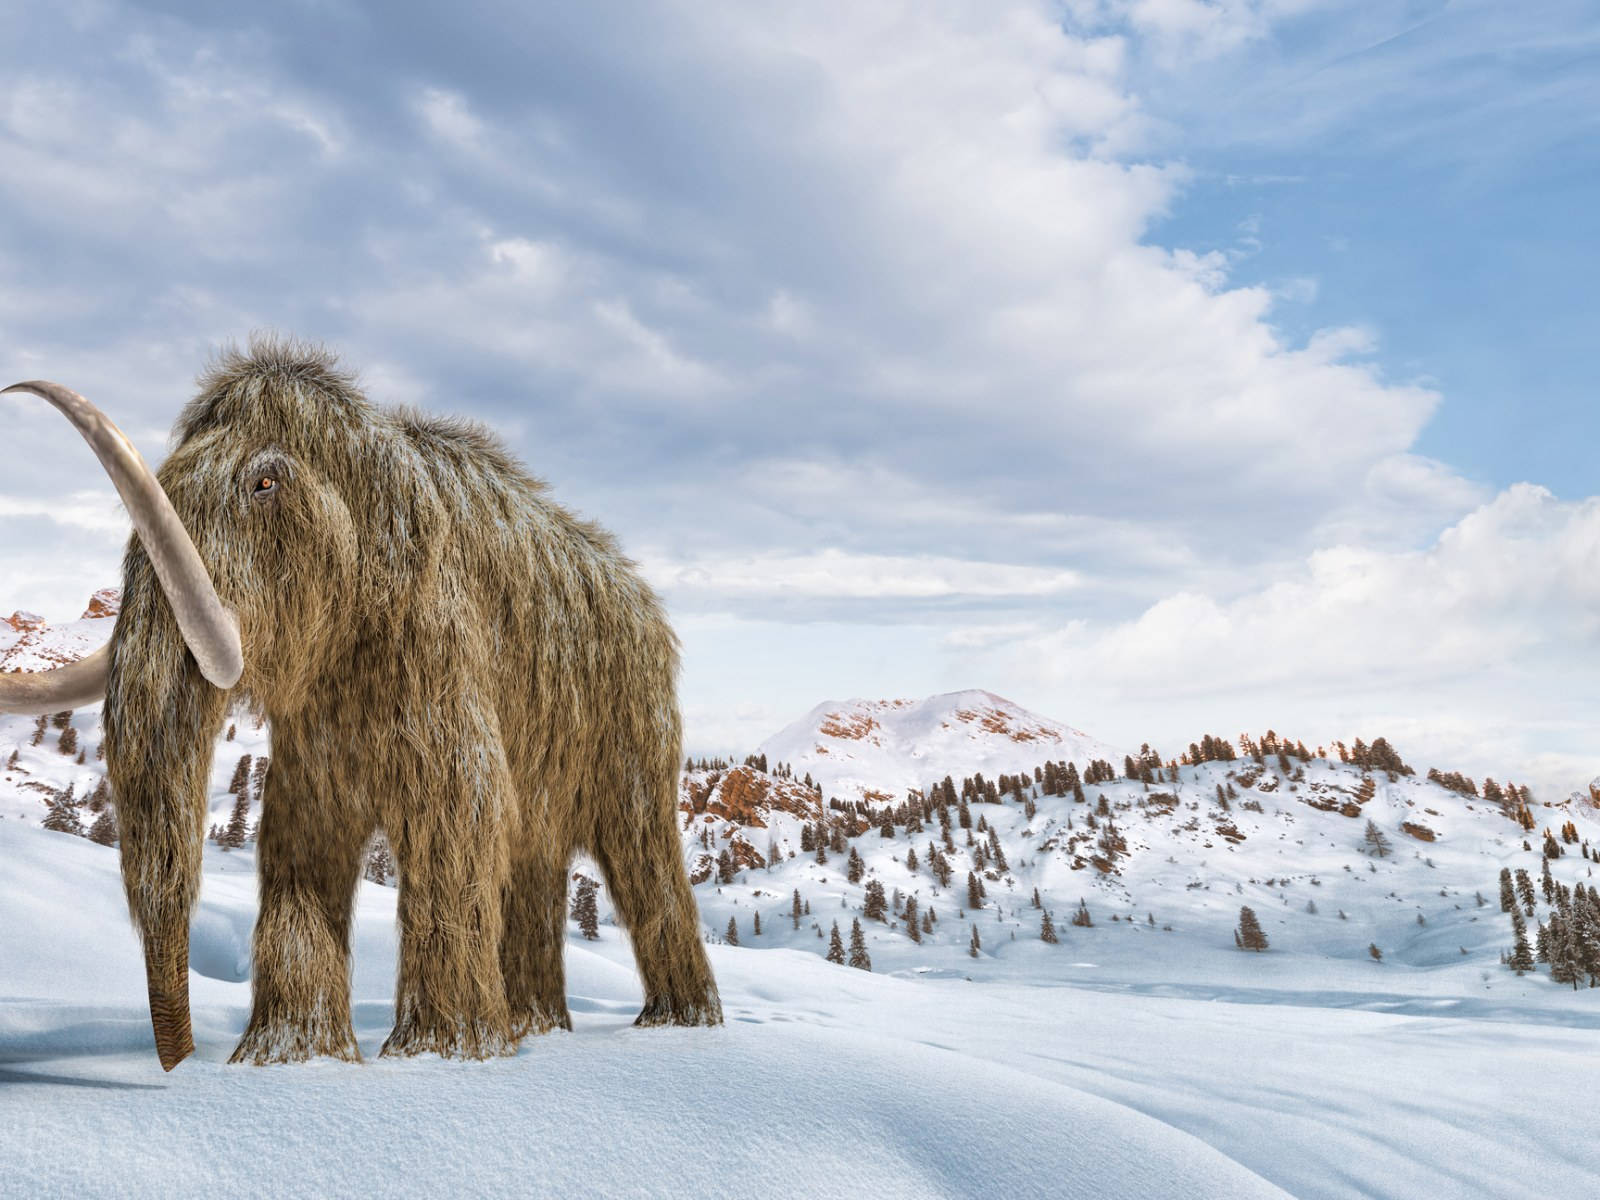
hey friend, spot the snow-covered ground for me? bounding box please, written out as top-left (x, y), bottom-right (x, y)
top-left (4, 819), bottom-right (1598, 1200)
top-left (6, 611), bottom-right (1600, 1198)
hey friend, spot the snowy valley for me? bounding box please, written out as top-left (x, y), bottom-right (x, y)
top-left (4, 596), bottom-right (1600, 1199)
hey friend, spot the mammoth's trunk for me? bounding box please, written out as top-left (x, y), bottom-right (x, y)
top-left (103, 575), bottom-right (229, 1071)
top-left (141, 908), bottom-right (196, 1071)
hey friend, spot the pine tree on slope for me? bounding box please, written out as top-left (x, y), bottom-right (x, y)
top-left (848, 919), bottom-right (872, 971)
top-left (826, 922), bottom-right (845, 964)
top-left (1237, 906), bottom-right (1269, 952)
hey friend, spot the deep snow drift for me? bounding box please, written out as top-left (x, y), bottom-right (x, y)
top-left (4, 818), bottom-right (1599, 1200)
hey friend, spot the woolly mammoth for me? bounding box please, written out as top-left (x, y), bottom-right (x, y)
top-left (0, 338), bottom-right (721, 1069)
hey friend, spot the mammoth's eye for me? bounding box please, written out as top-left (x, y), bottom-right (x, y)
top-left (252, 475), bottom-right (278, 499)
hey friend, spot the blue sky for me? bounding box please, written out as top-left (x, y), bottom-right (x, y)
top-left (1, 0), bottom-right (1597, 791)
top-left (1135, 0), bottom-right (1599, 498)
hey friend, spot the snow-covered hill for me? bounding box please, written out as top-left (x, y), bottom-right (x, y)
top-left (678, 733), bottom-right (1600, 988)
top-left (756, 689), bottom-right (1123, 804)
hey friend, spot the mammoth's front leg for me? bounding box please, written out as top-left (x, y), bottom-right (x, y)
top-left (230, 755), bottom-right (368, 1065)
top-left (382, 731), bottom-right (517, 1060)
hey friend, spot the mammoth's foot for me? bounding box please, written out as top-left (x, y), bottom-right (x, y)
top-left (380, 1013), bottom-right (519, 1060)
top-left (509, 1000), bottom-right (572, 1040)
top-left (634, 990), bottom-right (724, 1029)
top-left (229, 1013), bottom-right (361, 1066)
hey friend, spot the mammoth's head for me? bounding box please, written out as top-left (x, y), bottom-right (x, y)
top-left (0, 336), bottom-right (373, 719)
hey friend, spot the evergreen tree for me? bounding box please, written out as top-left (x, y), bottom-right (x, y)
top-left (1040, 910), bottom-right (1059, 944)
top-left (969, 925), bottom-right (981, 958)
top-left (826, 922), bottom-right (845, 964)
top-left (967, 871), bottom-right (985, 909)
top-left (864, 880), bottom-right (887, 923)
top-left (846, 846), bottom-right (864, 884)
top-left (1514, 868), bottom-right (1537, 915)
top-left (904, 896), bottom-right (921, 943)
top-left (848, 919), bottom-right (872, 971)
top-left (1362, 819), bottom-right (1392, 858)
top-left (228, 753), bottom-right (253, 795)
top-left (1498, 868), bottom-right (1515, 912)
top-left (725, 917), bottom-right (739, 946)
top-left (1541, 856), bottom-right (1555, 903)
top-left (571, 876), bottom-right (599, 940)
top-left (1550, 915), bottom-right (1580, 987)
top-left (1031, 887), bottom-right (1042, 909)
top-left (57, 725), bottom-right (78, 757)
top-left (1237, 906), bottom-right (1268, 951)
top-left (753, 911), bottom-right (761, 936)
top-left (29, 715), bottom-right (46, 746)
top-left (1071, 898), bottom-right (1092, 927)
top-left (219, 791), bottom-right (251, 850)
top-left (1509, 909), bottom-right (1534, 974)
top-left (364, 837), bottom-right (394, 886)
top-left (792, 888), bottom-right (804, 930)
top-left (987, 826), bottom-right (1008, 873)
top-left (87, 808), bottom-right (118, 846)
top-left (717, 849), bottom-right (735, 884)
top-left (41, 791), bottom-right (83, 836)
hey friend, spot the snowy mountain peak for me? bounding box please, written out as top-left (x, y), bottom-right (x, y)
top-left (756, 689), bottom-right (1123, 803)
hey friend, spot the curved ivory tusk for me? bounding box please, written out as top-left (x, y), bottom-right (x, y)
top-left (1, 380), bottom-right (243, 691)
top-left (0, 643), bottom-right (111, 713)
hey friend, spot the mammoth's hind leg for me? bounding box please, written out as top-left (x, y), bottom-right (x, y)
top-left (591, 769), bottom-right (723, 1029)
top-left (230, 761), bottom-right (368, 1065)
top-left (500, 846), bottom-right (574, 1038)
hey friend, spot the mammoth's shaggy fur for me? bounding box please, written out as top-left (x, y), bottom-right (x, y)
top-left (101, 336), bottom-right (720, 1066)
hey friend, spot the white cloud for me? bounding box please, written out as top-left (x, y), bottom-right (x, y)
top-left (642, 549), bottom-right (1082, 601)
top-left (415, 87), bottom-right (485, 148)
top-left (0, 490), bottom-right (126, 535)
top-left (974, 485), bottom-right (1600, 794)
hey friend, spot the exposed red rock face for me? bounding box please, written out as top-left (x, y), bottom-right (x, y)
top-left (678, 765), bottom-right (825, 829)
top-left (2, 611), bottom-right (47, 634)
top-left (81, 588), bottom-right (121, 619)
top-left (819, 711), bottom-right (879, 741)
top-left (1303, 793), bottom-right (1363, 818)
top-left (1400, 821), bottom-right (1437, 842)
top-left (953, 705), bottom-right (1058, 744)
top-left (727, 836), bottom-right (766, 872)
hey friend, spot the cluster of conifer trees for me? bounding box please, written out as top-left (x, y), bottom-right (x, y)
top-left (1499, 855), bottom-right (1600, 988)
top-left (207, 752), bottom-right (269, 850)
